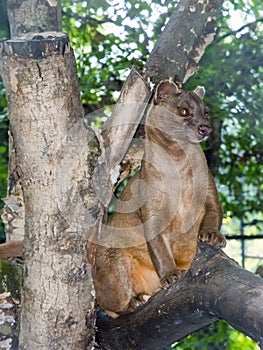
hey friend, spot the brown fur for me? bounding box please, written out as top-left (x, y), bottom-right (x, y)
top-left (92, 80), bottom-right (226, 317)
top-left (0, 240), bottom-right (23, 258)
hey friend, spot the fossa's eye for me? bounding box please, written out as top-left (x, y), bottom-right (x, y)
top-left (181, 108), bottom-right (188, 117)
top-left (204, 112), bottom-right (210, 120)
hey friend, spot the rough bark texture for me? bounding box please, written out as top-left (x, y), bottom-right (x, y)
top-left (101, 68), bottom-right (151, 173)
top-left (1, 2), bottom-right (98, 349)
top-left (2, 0), bottom-right (63, 244)
top-left (7, 0), bottom-right (61, 37)
top-left (96, 243), bottom-right (263, 350)
top-left (1, 133), bottom-right (25, 242)
top-left (0, 34), bottom-right (98, 350)
top-left (144, 0), bottom-right (224, 84)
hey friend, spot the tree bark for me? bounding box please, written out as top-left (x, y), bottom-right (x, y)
top-left (96, 243), bottom-right (263, 350)
top-left (1, 1), bottom-right (98, 348)
top-left (101, 67), bottom-right (151, 174)
top-left (0, 33), bottom-right (99, 350)
top-left (2, 0), bottom-right (62, 242)
top-left (7, 0), bottom-right (61, 37)
top-left (144, 0), bottom-right (224, 84)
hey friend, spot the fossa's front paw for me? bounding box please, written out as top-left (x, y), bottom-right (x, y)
top-left (199, 231), bottom-right (226, 248)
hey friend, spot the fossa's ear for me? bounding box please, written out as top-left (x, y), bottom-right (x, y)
top-left (154, 79), bottom-right (181, 104)
top-left (193, 86), bottom-right (206, 99)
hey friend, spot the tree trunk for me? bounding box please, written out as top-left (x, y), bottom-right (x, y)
top-left (7, 0), bottom-right (61, 37)
top-left (0, 33), bottom-right (98, 350)
top-left (96, 243), bottom-right (263, 350)
top-left (1, 1), bottom-right (99, 349)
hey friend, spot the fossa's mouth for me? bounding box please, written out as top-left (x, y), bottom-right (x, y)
top-left (198, 124), bottom-right (212, 139)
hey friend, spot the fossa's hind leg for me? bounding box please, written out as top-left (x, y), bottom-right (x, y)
top-left (94, 249), bottom-right (135, 317)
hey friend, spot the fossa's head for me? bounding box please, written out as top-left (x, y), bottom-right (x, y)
top-left (152, 80), bottom-right (212, 143)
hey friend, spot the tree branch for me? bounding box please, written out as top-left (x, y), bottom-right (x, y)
top-left (96, 243), bottom-right (263, 350)
top-left (217, 18), bottom-right (263, 42)
top-left (144, 0), bottom-right (224, 84)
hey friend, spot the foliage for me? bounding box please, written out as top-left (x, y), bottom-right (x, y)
top-left (0, 259), bottom-right (21, 300)
top-left (172, 320), bottom-right (259, 350)
top-left (61, 0), bottom-right (177, 111)
top-left (185, 2), bottom-right (263, 218)
top-left (0, 0), bottom-right (9, 39)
